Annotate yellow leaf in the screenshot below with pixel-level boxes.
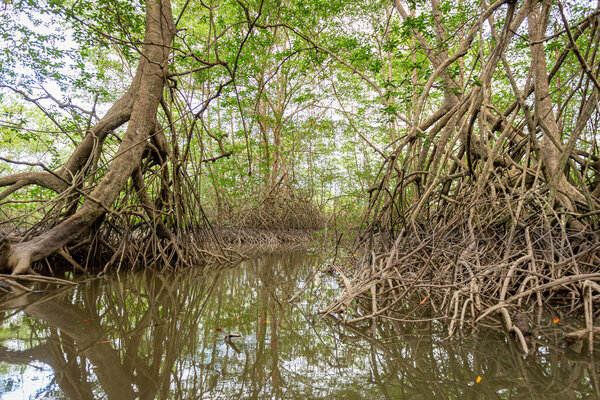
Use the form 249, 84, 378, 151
553, 317, 560, 324
476, 376, 482, 383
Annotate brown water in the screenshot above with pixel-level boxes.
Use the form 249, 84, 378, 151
0, 251, 598, 399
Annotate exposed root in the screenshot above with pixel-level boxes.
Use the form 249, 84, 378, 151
236, 192, 325, 230
324, 195, 600, 354
562, 327, 600, 346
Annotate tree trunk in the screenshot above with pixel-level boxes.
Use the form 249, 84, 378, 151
1, 0, 176, 274
528, 0, 584, 209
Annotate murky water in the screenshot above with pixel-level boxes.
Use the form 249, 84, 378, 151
0, 251, 598, 399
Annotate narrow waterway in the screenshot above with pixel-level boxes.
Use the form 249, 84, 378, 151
0, 251, 597, 399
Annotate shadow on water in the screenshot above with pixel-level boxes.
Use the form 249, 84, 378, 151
0, 251, 598, 399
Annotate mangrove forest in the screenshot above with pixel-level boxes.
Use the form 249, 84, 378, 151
1, 0, 600, 397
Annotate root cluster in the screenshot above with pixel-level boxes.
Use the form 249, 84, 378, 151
323, 194, 600, 353
236, 192, 325, 230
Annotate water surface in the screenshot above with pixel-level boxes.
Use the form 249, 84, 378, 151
0, 252, 598, 399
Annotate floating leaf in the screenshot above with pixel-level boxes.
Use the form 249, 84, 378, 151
553, 317, 560, 324
476, 376, 482, 383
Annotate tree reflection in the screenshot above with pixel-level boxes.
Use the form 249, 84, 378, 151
324, 305, 600, 399
0, 252, 598, 399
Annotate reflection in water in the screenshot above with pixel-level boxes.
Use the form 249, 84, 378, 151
0, 251, 598, 399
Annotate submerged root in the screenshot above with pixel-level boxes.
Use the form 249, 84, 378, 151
212, 227, 316, 251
